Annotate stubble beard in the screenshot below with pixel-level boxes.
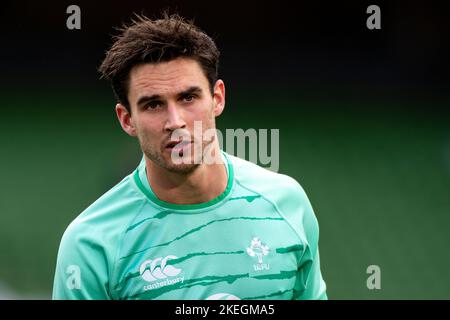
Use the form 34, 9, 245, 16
137, 119, 217, 175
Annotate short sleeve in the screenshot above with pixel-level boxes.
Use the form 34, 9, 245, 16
52, 222, 111, 300
291, 181, 327, 300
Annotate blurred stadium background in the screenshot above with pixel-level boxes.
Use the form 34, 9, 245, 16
0, 1, 449, 299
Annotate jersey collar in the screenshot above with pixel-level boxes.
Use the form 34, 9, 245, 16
133, 151, 234, 211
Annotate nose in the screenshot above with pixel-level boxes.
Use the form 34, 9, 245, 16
164, 103, 186, 132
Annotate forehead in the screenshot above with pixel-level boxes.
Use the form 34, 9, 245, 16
128, 58, 209, 99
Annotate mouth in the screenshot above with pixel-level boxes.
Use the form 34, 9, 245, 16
165, 140, 192, 152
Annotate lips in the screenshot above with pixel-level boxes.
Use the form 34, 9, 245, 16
165, 140, 191, 150
166, 140, 180, 149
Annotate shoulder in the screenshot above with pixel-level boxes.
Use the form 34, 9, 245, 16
53, 172, 149, 299
227, 153, 319, 242
228, 153, 307, 203
59, 173, 146, 259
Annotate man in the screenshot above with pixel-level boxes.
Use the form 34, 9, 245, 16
52, 13, 327, 300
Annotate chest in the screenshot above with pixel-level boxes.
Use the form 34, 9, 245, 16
113, 204, 306, 299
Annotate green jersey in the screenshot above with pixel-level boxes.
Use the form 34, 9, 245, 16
52, 152, 327, 300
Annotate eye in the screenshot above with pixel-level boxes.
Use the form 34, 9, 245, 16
146, 101, 162, 110
183, 94, 195, 103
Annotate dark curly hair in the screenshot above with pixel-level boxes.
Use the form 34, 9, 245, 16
99, 13, 220, 112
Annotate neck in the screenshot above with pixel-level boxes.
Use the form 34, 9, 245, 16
145, 144, 228, 205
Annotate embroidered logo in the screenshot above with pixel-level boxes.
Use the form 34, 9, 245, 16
139, 255, 184, 291
246, 237, 270, 271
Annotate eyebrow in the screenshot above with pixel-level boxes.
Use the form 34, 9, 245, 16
136, 86, 203, 107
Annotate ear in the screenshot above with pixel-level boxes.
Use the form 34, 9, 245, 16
115, 103, 137, 137
212, 80, 225, 117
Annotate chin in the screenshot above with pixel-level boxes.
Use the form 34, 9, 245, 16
164, 162, 200, 174
143, 148, 201, 174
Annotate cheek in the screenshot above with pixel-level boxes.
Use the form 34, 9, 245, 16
135, 119, 160, 140
206, 103, 216, 124
195, 101, 215, 122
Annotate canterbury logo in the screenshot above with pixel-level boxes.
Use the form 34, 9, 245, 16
139, 255, 182, 282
